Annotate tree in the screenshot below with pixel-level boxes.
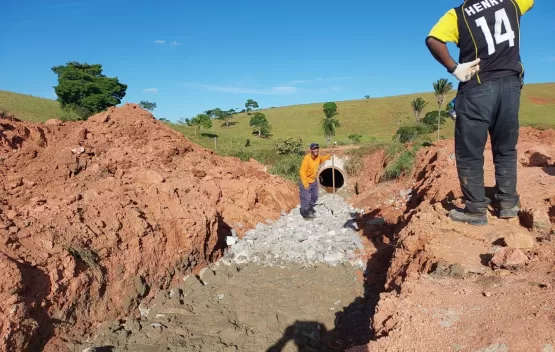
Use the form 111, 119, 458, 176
321, 102, 340, 145
432, 78, 454, 141
190, 113, 212, 135
364, 95, 371, 99
422, 110, 449, 127
249, 112, 271, 137
245, 99, 259, 115
411, 97, 428, 122
51, 61, 127, 120
219, 108, 237, 128
139, 100, 157, 111
323, 102, 338, 119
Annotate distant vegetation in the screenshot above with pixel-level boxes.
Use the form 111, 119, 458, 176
1, 61, 554, 183
139, 101, 157, 111
51, 61, 127, 120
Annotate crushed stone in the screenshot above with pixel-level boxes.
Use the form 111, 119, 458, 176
222, 193, 366, 268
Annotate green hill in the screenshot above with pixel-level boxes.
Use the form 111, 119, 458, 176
2, 83, 555, 150
0, 90, 66, 122
174, 82, 555, 149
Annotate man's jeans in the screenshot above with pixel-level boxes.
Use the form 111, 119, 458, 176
455, 74, 521, 215
299, 181, 318, 212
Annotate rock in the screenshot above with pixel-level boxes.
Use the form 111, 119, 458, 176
6, 210, 17, 220
520, 208, 551, 232
191, 168, 206, 178
520, 148, 553, 167
503, 232, 536, 249
226, 236, 237, 246
490, 247, 528, 269
324, 253, 345, 263
45, 119, 63, 126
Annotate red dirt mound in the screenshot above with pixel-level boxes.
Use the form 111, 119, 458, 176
0, 104, 298, 351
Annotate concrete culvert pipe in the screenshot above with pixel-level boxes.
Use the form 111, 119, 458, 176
318, 155, 347, 193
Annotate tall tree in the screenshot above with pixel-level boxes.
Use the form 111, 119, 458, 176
249, 112, 271, 137
432, 78, 453, 141
321, 102, 340, 145
51, 61, 127, 120
189, 113, 212, 135
323, 102, 338, 119
245, 99, 259, 115
139, 100, 157, 111
410, 97, 428, 122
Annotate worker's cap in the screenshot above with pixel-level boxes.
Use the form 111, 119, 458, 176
309, 143, 319, 150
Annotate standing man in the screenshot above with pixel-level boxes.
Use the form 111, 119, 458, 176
426, 0, 534, 226
299, 143, 331, 220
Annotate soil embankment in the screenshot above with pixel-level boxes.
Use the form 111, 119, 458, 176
0, 104, 298, 351
347, 127, 555, 351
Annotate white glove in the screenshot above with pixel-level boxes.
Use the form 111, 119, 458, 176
451, 58, 481, 82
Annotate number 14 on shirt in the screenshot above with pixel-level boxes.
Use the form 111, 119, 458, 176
475, 8, 516, 56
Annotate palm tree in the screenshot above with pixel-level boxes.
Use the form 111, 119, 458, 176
411, 97, 428, 122
321, 117, 340, 146
432, 78, 454, 141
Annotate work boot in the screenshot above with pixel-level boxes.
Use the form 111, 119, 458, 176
308, 206, 316, 216
499, 205, 520, 219
300, 209, 316, 220
449, 208, 487, 226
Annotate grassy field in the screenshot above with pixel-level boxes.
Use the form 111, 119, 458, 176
0, 90, 67, 122
173, 82, 555, 150
3, 82, 555, 149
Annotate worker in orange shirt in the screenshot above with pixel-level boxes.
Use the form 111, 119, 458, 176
299, 143, 331, 220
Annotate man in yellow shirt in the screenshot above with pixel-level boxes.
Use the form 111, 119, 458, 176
426, 0, 534, 226
299, 143, 331, 220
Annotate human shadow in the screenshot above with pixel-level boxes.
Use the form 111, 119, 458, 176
267, 211, 396, 352
543, 166, 555, 176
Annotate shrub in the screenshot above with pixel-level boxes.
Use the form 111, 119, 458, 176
347, 134, 363, 144
422, 110, 449, 127
382, 149, 415, 181
345, 154, 363, 176
394, 125, 431, 143
269, 154, 304, 181
273, 137, 303, 155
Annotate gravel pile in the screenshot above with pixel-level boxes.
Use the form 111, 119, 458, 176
221, 194, 366, 268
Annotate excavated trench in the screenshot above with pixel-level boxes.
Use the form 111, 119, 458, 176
78, 189, 397, 352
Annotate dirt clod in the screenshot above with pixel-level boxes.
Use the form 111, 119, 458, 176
503, 232, 536, 249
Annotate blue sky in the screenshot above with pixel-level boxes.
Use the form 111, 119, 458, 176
2, 0, 554, 122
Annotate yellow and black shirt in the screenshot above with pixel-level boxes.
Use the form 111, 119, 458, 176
427, 0, 534, 92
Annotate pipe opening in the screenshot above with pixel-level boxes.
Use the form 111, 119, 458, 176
318, 167, 345, 193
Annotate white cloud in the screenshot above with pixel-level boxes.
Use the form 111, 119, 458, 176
170, 41, 182, 47
185, 84, 298, 95
143, 88, 158, 93
154, 40, 166, 44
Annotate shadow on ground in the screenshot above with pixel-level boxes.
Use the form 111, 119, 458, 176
266, 211, 398, 352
